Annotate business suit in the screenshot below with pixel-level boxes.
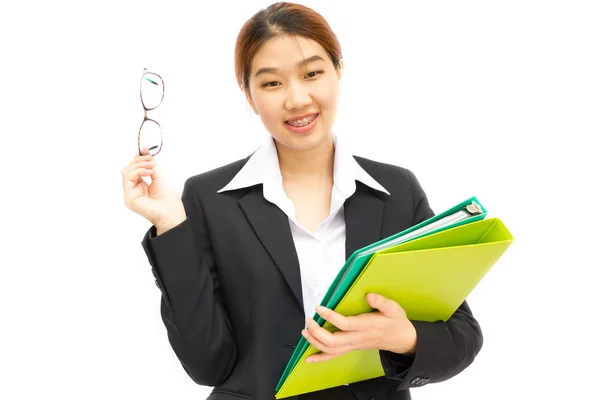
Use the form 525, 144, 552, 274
141, 154, 483, 400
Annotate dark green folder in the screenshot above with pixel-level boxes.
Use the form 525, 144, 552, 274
275, 197, 487, 393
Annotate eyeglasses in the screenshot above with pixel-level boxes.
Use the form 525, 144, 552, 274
138, 68, 164, 156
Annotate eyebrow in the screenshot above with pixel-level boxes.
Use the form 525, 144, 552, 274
254, 55, 325, 78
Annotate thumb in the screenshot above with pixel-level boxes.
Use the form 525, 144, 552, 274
150, 162, 163, 182
139, 146, 150, 156
367, 293, 400, 317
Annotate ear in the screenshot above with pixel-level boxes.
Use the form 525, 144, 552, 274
336, 60, 344, 96
336, 59, 344, 81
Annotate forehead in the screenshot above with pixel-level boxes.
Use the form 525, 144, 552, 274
250, 35, 328, 72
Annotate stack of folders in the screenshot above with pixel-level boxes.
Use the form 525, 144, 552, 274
275, 197, 514, 398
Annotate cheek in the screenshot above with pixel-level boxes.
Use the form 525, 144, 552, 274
255, 97, 281, 125
316, 80, 340, 109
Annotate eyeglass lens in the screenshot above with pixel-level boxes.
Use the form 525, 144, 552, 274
139, 119, 162, 156
141, 73, 163, 109
139, 71, 163, 156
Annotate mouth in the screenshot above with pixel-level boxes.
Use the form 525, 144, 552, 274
284, 113, 319, 134
285, 113, 318, 126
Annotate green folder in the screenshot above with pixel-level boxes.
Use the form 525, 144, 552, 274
275, 198, 513, 398
276, 197, 486, 392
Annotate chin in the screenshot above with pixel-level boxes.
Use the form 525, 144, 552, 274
277, 128, 332, 153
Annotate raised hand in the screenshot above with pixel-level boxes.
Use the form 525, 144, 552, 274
121, 147, 186, 234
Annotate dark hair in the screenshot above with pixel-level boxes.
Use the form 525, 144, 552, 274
234, 2, 342, 92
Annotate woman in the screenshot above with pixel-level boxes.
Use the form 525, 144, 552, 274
121, 2, 483, 399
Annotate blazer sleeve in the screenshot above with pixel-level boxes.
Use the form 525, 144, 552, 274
378, 170, 484, 391
140, 177, 237, 386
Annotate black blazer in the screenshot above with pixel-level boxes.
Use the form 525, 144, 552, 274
141, 155, 483, 400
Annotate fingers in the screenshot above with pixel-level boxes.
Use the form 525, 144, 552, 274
315, 306, 356, 331
127, 159, 156, 173
128, 146, 153, 170
305, 317, 360, 348
139, 145, 151, 156
122, 168, 148, 193
125, 166, 154, 182
122, 149, 155, 177
367, 293, 403, 318
122, 156, 153, 177
302, 325, 356, 359
122, 159, 155, 179
304, 318, 337, 349
122, 158, 156, 192
148, 159, 163, 181
132, 154, 153, 164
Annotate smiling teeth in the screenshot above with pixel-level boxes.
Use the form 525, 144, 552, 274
287, 114, 316, 127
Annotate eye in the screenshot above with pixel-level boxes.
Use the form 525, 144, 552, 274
305, 70, 323, 79
262, 81, 280, 88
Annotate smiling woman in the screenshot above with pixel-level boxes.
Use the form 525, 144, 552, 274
235, 4, 343, 158
243, 35, 341, 155
121, 2, 484, 400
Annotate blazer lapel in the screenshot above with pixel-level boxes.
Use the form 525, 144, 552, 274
344, 183, 386, 259
238, 186, 304, 310
237, 182, 386, 311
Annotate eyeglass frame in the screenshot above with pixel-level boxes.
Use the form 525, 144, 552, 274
138, 68, 165, 156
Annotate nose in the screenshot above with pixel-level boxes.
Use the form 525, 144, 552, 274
284, 81, 312, 111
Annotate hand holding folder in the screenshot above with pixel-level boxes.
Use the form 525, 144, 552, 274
275, 197, 514, 398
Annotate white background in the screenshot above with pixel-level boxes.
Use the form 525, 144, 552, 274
1, 1, 599, 399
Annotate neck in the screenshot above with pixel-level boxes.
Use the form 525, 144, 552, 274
275, 135, 335, 183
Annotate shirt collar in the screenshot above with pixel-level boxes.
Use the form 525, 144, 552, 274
217, 134, 390, 198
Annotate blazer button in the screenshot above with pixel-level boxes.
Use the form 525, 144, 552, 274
411, 377, 429, 386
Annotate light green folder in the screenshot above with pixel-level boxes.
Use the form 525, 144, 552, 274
275, 205, 513, 398
276, 197, 487, 394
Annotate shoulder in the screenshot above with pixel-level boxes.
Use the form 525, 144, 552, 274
353, 155, 423, 196
183, 155, 251, 196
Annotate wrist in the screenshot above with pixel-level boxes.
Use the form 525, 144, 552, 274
388, 323, 417, 356
156, 216, 186, 235
155, 206, 187, 235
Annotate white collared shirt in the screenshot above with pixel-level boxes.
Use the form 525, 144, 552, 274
218, 134, 390, 319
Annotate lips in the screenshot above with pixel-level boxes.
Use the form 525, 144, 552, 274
284, 113, 319, 134
285, 113, 319, 126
